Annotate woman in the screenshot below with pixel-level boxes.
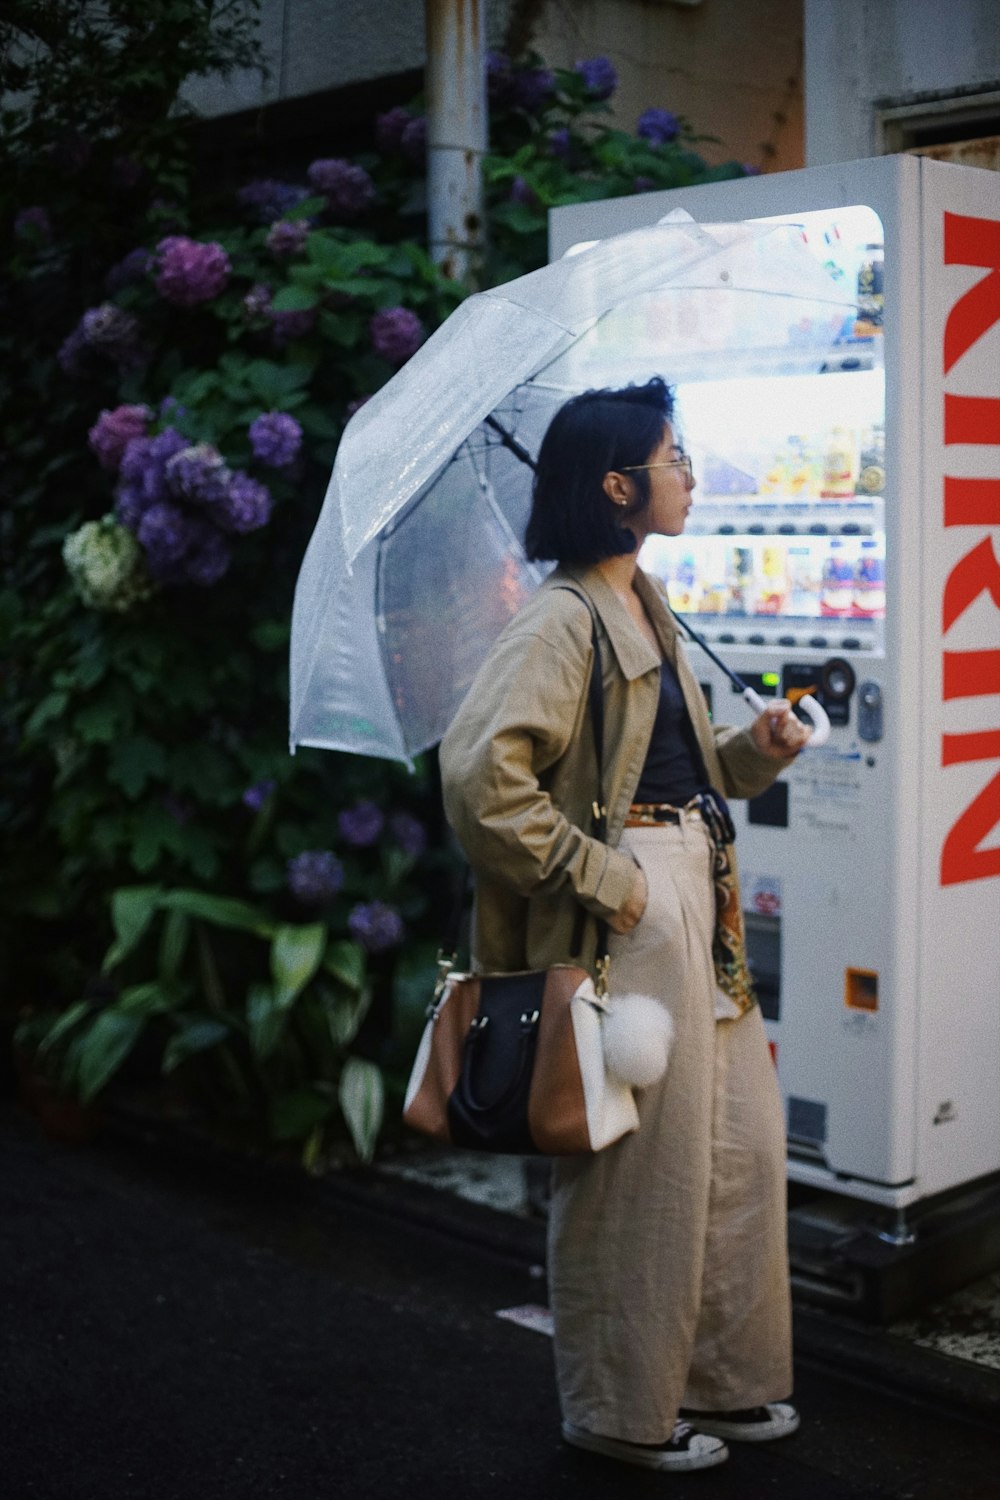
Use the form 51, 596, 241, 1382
439, 378, 809, 1474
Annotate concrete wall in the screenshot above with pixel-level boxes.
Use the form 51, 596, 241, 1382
805, 0, 1000, 165
530, 0, 804, 174
184, 0, 804, 176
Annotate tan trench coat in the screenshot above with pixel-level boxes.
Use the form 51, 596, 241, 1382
440, 562, 791, 982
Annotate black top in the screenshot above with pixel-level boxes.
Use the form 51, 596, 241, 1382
633, 658, 708, 806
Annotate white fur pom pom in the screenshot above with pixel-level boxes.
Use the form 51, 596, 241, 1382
601, 994, 674, 1089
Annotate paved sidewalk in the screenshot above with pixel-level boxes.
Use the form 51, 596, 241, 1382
4, 1101, 1000, 1500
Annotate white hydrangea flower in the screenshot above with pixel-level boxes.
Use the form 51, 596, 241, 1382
62, 514, 154, 612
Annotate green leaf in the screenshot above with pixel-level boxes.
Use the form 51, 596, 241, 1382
159, 890, 275, 937
268, 1086, 333, 1142
158, 910, 190, 982
104, 885, 163, 971
270, 284, 321, 313
117, 983, 175, 1017
285, 195, 327, 221
324, 986, 372, 1049
271, 922, 327, 1009
247, 981, 285, 1060
36, 1001, 91, 1059
74, 701, 123, 744
338, 1057, 384, 1164
108, 736, 167, 798
25, 691, 68, 736
77, 1011, 145, 1103
322, 940, 365, 993
162, 1017, 230, 1076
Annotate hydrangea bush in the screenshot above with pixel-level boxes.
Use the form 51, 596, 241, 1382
1, 9, 749, 1162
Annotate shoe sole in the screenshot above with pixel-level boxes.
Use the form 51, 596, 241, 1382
562, 1421, 729, 1472
690, 1411, 801, 1443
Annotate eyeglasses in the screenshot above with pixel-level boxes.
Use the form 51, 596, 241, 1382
621, 455, 694, 482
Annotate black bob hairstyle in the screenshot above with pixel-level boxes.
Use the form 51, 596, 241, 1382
524, 376, 676, 567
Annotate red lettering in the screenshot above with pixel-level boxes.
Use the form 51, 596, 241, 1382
941, 770, 1000, 884
943, 650, 1000, 699
942, 537, 1000, 632
943, 212, 1000, 374
942, 730, 1000, 765
944, 477, 1000, 526
944, 395, 1000, 445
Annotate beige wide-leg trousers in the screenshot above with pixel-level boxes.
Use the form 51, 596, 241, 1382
547, 814, 793, 1445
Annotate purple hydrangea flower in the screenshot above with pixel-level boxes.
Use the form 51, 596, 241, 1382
287, 850, 344, 904
637, 107, 680, 145
389, 812, 427, 858
75, 303, 143, 369
119, 427, 188, 507
486, 51, 514, 106
244, 283, 273, 319
345, 396, 371, 419
269, 306, 317, 344
511, 68, 555, 113
401, 116, 427, 166
265, 218, 309, 257
114, 485, 151, 532
242, 778, 277, 811
248, 411, 303, 468
137, 502, 192, 570
348, 900, 404, 954
57, 325, 89, 376
375, 105, 413, 153
306, 158, 376, 219
182, 520, 232, 587
741, 163, 762, 176
165, 443, 231, 506
237, 180, 310, 224
510, 176, 539, 207
338, 800, 385, 848
633, 175, 656, 193
105, 247, 152, 294
370, 306, 425, 365
155, 236, 232, 307
548, 127, 573, 160
575, 56, 617, 100
14, 206, 52, 242
217, 472, 273, 534
88, 404, 151, 472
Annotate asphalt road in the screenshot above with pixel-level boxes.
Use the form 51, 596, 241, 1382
2, 1103, 998, 1500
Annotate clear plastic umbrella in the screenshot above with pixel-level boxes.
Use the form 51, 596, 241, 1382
290, 213, 855, 765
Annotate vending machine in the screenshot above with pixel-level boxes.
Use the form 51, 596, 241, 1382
550, 155, 1000, 1214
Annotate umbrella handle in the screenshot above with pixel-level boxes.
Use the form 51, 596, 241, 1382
743, 688, 831, 749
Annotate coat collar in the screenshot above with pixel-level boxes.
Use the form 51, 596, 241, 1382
558, 563, 678, 681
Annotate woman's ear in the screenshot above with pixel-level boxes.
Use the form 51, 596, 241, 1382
602, 470, 632, 509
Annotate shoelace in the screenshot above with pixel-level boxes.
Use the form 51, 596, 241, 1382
668, 1420, 696, 1447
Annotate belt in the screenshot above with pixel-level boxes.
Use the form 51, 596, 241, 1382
625, 801, 699, 828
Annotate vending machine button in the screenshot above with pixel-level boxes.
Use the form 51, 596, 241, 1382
858, 681, 883, 741
841, 637, 862, 650
809, 636, 829, 648
747, 633, 766, 645
778, 635, 797, 647
841, 523, 862, 535
718, 633, 736, 644
719, 524, 735, 535
778, 523, 797, 535
809, 523, 829, 535
748, 524, 766, 535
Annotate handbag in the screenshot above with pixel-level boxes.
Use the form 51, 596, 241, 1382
403, 590, 673, 1156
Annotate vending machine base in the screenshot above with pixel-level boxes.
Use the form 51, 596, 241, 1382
787, 1172, 1000, 1323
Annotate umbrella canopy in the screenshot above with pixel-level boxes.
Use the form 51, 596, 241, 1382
290, 213, 856, 764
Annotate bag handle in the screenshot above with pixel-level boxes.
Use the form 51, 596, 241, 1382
439, 585, 610, 993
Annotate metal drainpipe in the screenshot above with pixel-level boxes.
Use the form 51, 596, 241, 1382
425, 0, 487, 286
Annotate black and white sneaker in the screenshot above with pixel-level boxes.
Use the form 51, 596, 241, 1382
561, 1418, 729, 1471
680, 1403, 800, 1442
